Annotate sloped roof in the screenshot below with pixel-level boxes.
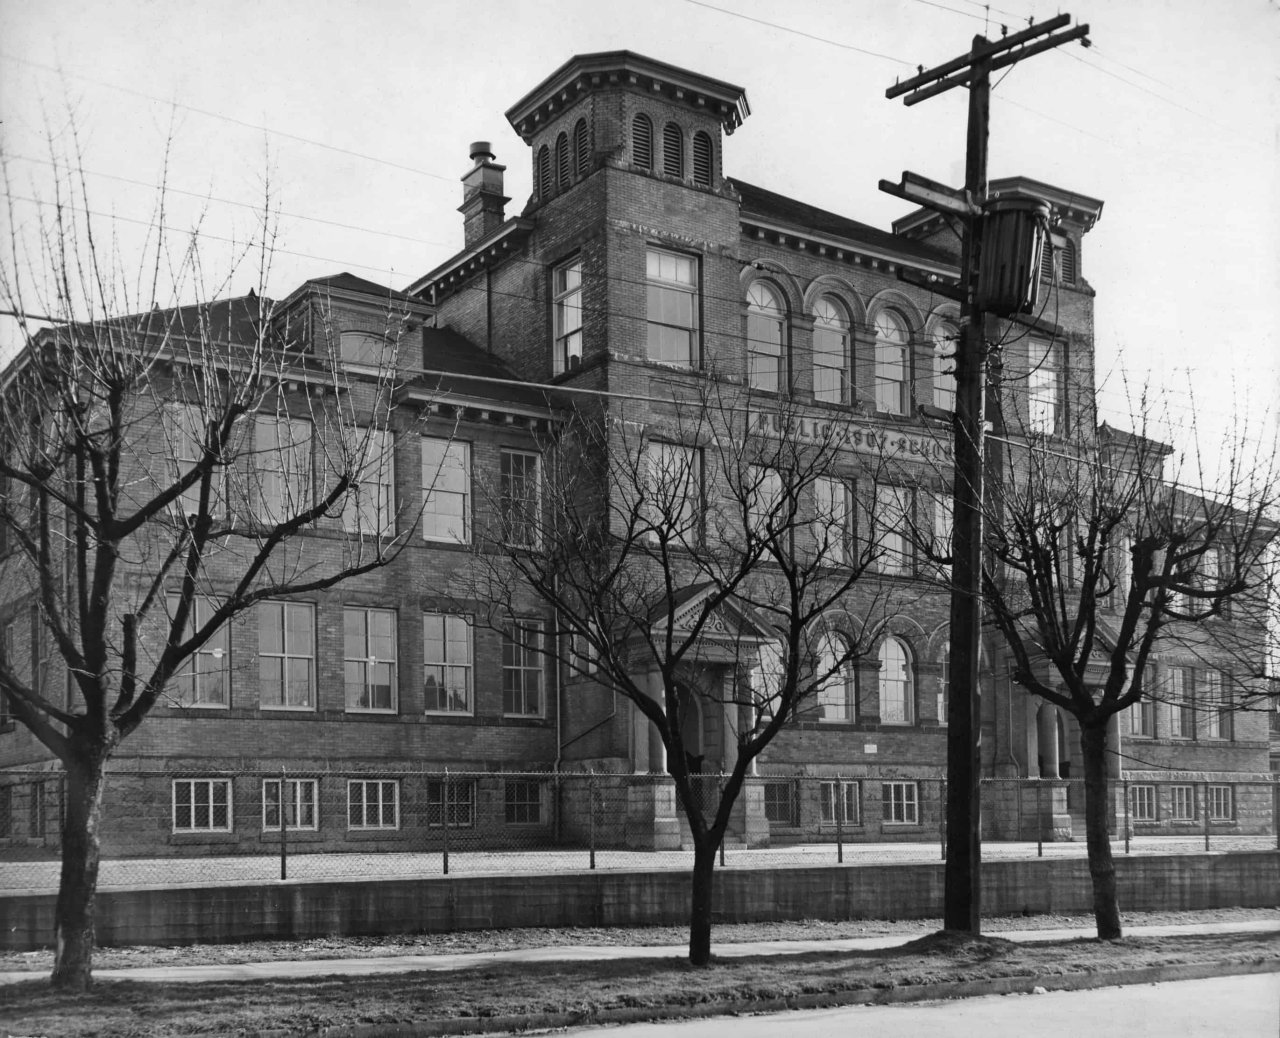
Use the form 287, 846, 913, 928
731, 179, 950, 266
299, 272, 415, 303
419, 327, 561, 412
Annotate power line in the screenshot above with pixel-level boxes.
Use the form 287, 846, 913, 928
0, 51, 454, 184
677, 0, 914, 66
3, 153, 451, 248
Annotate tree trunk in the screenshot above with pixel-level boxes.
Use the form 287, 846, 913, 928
687, 837, 718, 966
1080, 722, 1122, 940
51, 753, 109, 991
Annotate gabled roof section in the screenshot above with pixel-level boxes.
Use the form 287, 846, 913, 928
398, 326, 562, 419
646, 583, 776, 645
405, 218, 535, 302
276, 271, 419, 311
505, 51, 750, 143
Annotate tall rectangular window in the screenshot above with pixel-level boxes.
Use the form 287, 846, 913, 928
164, 403, 223, 517
500, 450, 540, 548
646, 248, 698, 367
347, 779, 399, 830
1167, 667, 1194, 739
1169, 784, 1196, 821
1028, 340, 1062, 435
344, 607, 397, 712
169, 595, 229, 708
503, 621, 544, 717
341, 427, 395, 535
258, 601, 315, 709
1128, 697, 1155, 738
553, 258, 583, 374
1131, 784, 1156, 821
747, 466, 784, 540
421, 437, 470, 543
820, 780, 860, 826
252, 415, 312, 523
172, 779, 232, 833
423, 613, 473, 713
1198, 669, 1231, 740
262, 778, 318, 831
872, 484, 913, 575
932, 493, 953, 580
881, 781, 919, 825
1208, 785, 1233, 821
813, 477, 853, 566
644, 443, 702, 540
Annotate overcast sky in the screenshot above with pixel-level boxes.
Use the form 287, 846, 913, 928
2, 0, 1277, 482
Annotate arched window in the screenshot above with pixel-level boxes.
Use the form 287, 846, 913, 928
632, 114, 653, 170
555, 132, 570, 190
878, 636, 914, 724
815, 632, 854, 722
873, 309, 910, 414
692, 131, 713, 186
747, 281, 785, 393
812, 296, 850, 404
536, 146, 552, 200
573, 119, 590, 177
933, 321, 958, 411
662, 122, 684, 177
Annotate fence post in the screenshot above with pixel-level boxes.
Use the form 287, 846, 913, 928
279, 766, 288, 881
1275, 779, 1279, 851
718, 775, 726, 868
1203, 782, 1210, 852
835, 776, 844, 864
588, 769, 597, 871
442, 768, 450, 876
1036, 780, 1043, 858
1123, 776, 1130, 855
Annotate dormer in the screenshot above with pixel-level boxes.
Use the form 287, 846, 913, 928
504, 51, 750, 207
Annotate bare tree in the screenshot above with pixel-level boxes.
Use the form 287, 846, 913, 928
977, 391, 1278, 939
0, 145, 424, 989
467, 379, 932, 965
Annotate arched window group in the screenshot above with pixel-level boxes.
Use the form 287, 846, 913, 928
806, 627, 945, 727
632, 114, 714, 187
742, 283, 956, 413
536, 118, 592, 202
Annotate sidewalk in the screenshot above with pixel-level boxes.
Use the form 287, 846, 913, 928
3, 919, 1274, 986
4, 835, 1275, 895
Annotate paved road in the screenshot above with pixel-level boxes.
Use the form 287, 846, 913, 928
554, 973, 1280, 1037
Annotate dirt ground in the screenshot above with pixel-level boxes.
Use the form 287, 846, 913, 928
1, 909, 1277, 1038
1, 905, 1274, 973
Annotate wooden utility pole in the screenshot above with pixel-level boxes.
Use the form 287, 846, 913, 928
883, 14, 1090, 933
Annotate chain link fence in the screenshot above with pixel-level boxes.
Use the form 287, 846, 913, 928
1, 768, 1276, 893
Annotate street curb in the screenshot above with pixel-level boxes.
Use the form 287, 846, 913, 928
261, 957, 1279, 1038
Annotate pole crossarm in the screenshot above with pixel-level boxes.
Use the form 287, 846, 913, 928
887, 16, 1089, 107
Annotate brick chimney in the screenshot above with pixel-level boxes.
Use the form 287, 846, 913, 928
459, 141, 508, 247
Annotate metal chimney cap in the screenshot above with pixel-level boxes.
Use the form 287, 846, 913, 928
469, 141, 495, 164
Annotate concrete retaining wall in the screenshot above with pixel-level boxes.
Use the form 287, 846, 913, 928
1, 852, 1275, 951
